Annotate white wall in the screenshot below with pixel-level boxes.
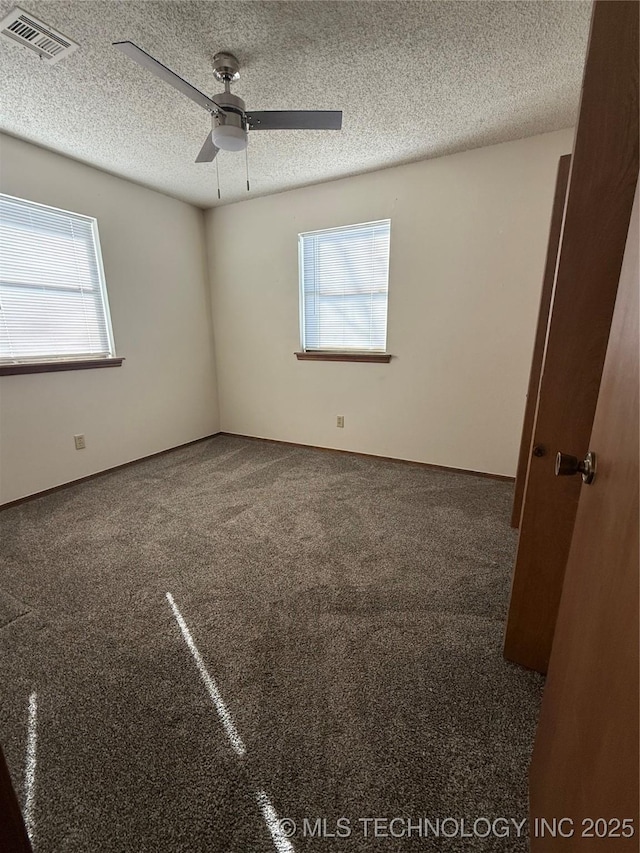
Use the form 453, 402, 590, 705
206, 129, 573, 477
0, 134, 219, 504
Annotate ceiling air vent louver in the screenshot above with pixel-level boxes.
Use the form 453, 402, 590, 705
0, 6, 78, 63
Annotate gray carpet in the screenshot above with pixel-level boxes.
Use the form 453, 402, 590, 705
0, 435, 543, 852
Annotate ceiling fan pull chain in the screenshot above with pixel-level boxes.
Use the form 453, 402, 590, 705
215, 155, 221, 200
245, 143, 250, 193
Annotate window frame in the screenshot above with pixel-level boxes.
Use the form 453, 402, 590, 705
296, 219, 392, 362
0, 193, 122, 376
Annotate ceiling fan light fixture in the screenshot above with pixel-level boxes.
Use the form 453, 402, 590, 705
212, 124, 247, 151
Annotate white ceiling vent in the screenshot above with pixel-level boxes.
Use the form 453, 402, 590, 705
0, 7, 78, 63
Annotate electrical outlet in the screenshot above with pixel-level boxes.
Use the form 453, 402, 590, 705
74, 434, 86, 450
336, 416, 344, 428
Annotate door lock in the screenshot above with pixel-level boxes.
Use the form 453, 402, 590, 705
555, 451, 597, 484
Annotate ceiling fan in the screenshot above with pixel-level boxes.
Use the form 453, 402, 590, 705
113, 42, 343, 168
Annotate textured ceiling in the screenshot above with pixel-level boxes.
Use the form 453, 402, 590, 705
0, 1, 592, 207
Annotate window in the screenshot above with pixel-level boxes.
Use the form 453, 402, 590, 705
0, 193, 118, 372
298, 219, 391, 359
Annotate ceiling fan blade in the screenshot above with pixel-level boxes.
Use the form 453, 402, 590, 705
113, 41, 221, 114
246, 111, 342, 131
195, 133, 219, 163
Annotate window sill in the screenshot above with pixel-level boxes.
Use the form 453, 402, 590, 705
0, 357, 125, 376
295, 351, 392, 363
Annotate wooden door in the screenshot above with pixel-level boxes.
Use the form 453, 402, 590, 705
529, 183, 639, 851
511, 155, 571, 529
504, 0, 639, 673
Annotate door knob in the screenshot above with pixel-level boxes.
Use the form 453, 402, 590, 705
555, 451, 596, 484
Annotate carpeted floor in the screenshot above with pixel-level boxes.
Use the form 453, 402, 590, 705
0, 435, 543, 852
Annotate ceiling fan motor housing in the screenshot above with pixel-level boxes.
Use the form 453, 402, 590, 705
214, 91, 245, 115
212, 91, 248, 150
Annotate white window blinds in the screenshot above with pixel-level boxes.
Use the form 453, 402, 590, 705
299, 219, 391, 352
0, 194, 115, 364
